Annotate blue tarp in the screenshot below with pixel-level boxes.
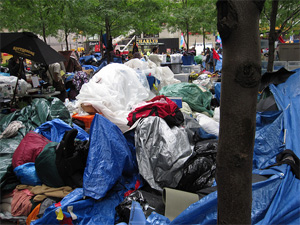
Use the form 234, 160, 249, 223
83, 114, 140, 200
34, 118, 89, 143
214, 82, 221, 103
130, 69, 300, 224
31, 188, 123, 225
31, 114, 141, 224
31, 70, 300, 224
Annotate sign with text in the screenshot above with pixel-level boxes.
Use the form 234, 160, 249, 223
138, 39, 158, 45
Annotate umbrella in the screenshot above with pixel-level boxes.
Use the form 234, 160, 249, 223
0, 32, 65, 65
0, 32, 65, 106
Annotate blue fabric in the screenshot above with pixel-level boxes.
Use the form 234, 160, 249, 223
197, 127, 218, 140
65, 73, 74, 82
31, 188, 123, 225
182, 55, 194, 65
13, 162, 42, 186
214, 82, 221, 103
34, 118, 89, 143
253, 111, 284, 169
146, 76, 160, 90
215, 54, 222, 71
82, 64, 98, 71
113, 57, 122, 63
83, 114, 139, 200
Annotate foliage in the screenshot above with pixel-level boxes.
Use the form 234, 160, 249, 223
260, 0, 300, 38
165, 0, 217, 50
0, 0, 61, 41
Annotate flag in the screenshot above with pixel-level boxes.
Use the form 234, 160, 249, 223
278, 36, 285, 43
213, 49, 220, 61
180, 33, 186, 49
216, 35, 222, 43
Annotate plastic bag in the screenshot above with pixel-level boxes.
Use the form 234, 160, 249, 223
13, 162, 42, 186
195, 112, 219, 136
76, 63, 153, 132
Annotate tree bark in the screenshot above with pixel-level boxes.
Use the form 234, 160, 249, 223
65, 31, 69, 51
267, 0, 279, 72
216, 0, 264, 224
105, 17, 111, 64
203, 27, 206, 52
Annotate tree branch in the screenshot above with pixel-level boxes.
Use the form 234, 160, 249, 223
279, 7, 300, 31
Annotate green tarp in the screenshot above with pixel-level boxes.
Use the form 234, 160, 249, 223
0, 97, 71, 192
159, 83, 213, 116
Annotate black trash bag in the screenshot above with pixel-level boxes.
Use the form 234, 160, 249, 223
115, 188, 164, 223
115, 190, 156, 224
55, 129, 90, 188
176, 139, 218, 193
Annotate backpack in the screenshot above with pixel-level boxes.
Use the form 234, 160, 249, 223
127, 95, 184, 127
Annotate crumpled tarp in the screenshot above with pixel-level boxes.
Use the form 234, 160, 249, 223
34, 118, 89, 143
130, 69, 300, 224
76, 63, 154, 132
0, 98, 71, 191
159, 83, 213, 116
31, 188, 123, 225
83, 114, 140, 200
134, 116, 193, 192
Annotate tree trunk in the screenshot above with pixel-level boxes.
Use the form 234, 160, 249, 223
100, 29, 104, 58
216, 0, 264, 224
203, 27, 206, 52
65, 31, 69, 51
186, 23, 189, 51
42, 23, 47, 43
267, 0, 279, 72
105, 17, 111, 64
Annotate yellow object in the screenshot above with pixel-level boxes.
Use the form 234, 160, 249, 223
55, 207, 64, 221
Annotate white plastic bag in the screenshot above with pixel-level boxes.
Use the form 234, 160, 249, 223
195, 112, 219, 136
76, 64, 153, 132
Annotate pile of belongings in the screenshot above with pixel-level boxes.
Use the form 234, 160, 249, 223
0, 61, 299, 225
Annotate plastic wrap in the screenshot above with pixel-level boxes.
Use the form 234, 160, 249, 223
135, 116, 193, 191
76, 63, 153, 132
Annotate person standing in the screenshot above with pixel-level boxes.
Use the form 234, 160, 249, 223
204, 48, 211, 71
148, 46, 162, 66
8, 55, 27, 81
46, 62, 67, 102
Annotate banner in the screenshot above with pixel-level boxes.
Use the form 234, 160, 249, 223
180, 33, 186, 49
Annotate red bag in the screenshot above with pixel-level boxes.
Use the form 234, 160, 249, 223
127, 95, 184, 127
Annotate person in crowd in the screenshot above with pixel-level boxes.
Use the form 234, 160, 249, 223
133, 51, 142, 59
127, 51, 133, 61
8, 55, 27, 81
204, 48, 211, 71
115, 50, 121, 58
148, 46, 162, 66
46, 62, 67, 102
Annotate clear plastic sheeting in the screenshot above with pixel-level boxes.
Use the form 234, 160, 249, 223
125, 58, 180, 88
76, 63, 153, 132
134, 116, 193, 191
